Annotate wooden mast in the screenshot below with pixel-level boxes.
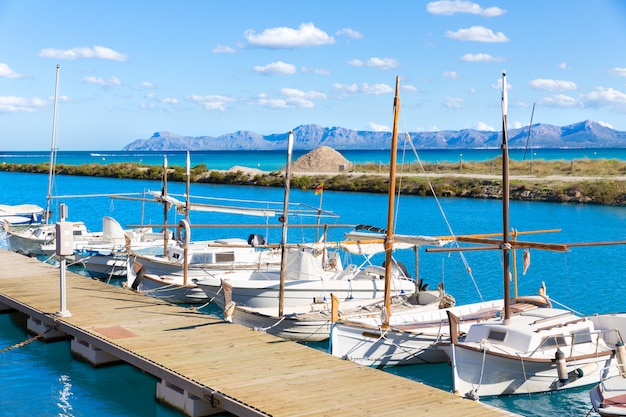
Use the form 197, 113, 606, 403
183, 151, 190, 286
501, 71, 512, 324
278, 130, 295, 317
162, 155, 169, 257
382, 76, 401, 329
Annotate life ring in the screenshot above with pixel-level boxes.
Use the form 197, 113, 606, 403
176, 219, 190, 249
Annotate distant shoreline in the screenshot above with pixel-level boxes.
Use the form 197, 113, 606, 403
1, 159, 624, 206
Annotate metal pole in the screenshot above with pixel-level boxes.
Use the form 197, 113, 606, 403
57, 203, 71, 317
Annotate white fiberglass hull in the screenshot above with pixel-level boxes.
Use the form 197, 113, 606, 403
196, 274, 415, 310
450, 342, 615, 398
330, 299, 503, 367
75, 254, 128, 279
135, 273, 207, 304
6, 227, 54, 256
230, 305, 333, 342
590, 374, 626, 417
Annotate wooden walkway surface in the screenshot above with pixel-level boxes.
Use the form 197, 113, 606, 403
0, 249, 515, 417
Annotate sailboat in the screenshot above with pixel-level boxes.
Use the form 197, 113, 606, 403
193, 124, 441, 341
441, 71, 623, 399
329, 77, 508, 365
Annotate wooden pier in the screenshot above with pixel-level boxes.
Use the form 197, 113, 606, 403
0, 249, 515, 417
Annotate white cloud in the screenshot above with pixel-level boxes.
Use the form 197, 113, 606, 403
38, 46, 127, 61
559, 61, 569, 70
609, 68, 626, 77
280, 88, 326, 100
402, 84, 419, 93
212, 44, 236, 53
539, 94, 578, 108
188, 94, 234, 111
348, 57, 398, 70
361, 83, 394, 95
301, 66, 331, 75
0, 63, 23, 78
332, 82, 393, 97
580, 87, 626, 110
336, 28, 363, 39
367, 122, 390, 132
443, 97, 463, 109
529, 79, 577, 91
427, 1, 506, 17
333, 83, 359, 95
244, 22, 334, 48
0, 96, 48, 112
160, 98, 179, 104
80, 76, 122, 87
443, 70, 460, 79
366, 57, 399, 70
446, 26, 509, 42
460, 53, 505, 62
476, 121, 495, 131
141, 82, 155, 89
252, 61, 297, 75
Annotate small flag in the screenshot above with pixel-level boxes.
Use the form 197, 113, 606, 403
314, 183, 324, 195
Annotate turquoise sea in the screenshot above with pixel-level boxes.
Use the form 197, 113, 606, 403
0, 149, 625, 416
1, 147, 626, 172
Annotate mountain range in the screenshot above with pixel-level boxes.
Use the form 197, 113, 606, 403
122, 120, 626, 151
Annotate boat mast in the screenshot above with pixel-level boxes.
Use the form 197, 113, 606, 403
278, 130, 295, 317
501, 71, 512, 324
382, 76, 400, 329
184, 151, 191, 285
45, 64, 60, 225
162, 155, 169, 256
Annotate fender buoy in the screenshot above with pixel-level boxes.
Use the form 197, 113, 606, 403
555, 349, 568, 383
176, 219, 190, 249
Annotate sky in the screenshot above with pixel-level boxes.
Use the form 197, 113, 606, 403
1, 0, 626, 150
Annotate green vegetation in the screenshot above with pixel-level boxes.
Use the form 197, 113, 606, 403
1, 158, 624, 205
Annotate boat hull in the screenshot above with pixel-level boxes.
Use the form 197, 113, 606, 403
133, 273, 208, 304
231, 306, 332, 342
450, 343, 615, 397
330, 299, 503, 367
590, 375, 626, 417
197, 275, 415, 309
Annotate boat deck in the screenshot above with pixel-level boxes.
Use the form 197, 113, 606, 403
0, 249, 516, 417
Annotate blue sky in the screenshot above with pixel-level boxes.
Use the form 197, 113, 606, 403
1, 0, 626, 150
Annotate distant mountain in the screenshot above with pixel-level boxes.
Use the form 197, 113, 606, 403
122, 120, 626, 151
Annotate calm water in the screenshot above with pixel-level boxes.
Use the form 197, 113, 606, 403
0, 166, 624, 416
1, 148, 625, 171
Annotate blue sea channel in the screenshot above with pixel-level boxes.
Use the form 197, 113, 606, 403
0, 149, 624, 416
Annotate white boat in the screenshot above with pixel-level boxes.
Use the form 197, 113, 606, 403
193, 244, 420, 310
203, 81, 449, 342
328, 77, 501, 366
71, 220, 168, 279
6, 221, 97, 257
443, 72, 623, 399
590, 368, 626, 416
0, 204, 45, 226
221, 289, 445, 343
331, 297, 504, 366
126, 227, 283, 304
